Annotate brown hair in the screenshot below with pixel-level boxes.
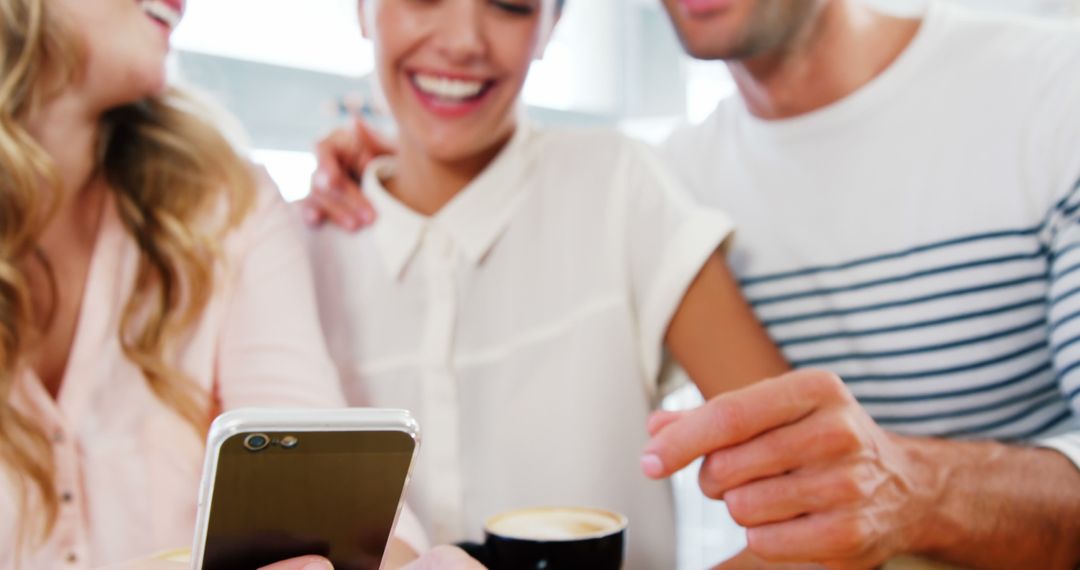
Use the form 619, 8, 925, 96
0, 0, 255, 550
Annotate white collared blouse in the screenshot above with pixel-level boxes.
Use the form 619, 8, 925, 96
310, 125, 732, 569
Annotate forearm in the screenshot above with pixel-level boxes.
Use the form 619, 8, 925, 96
902, 435, 1080, 569
666, 252, 790, 400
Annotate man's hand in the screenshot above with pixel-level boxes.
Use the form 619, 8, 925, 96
642, 370, 942, 569
302, 117, 397, 230
643, 369, 1080, 569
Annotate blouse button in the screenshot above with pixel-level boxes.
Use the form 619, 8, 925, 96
53, 430, 65, 444
61, 491, 74, 503
66, 552, 77, 564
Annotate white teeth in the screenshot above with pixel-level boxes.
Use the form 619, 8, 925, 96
413, 74, 486, 101
139, 0, 181, 30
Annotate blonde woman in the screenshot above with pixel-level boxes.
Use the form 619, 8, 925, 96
0, 1, 438, 568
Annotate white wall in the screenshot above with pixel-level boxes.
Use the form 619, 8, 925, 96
525, 0, 624, 112
173, 0, 371, 76
173, 0, 1079, 200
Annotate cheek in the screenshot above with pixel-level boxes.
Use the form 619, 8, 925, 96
373, 4, 426, 54
494, 30, 544, 85
80, 13, 136, 68
83, 38, 169, 104
372, 12, 419, 82
372, 33, 406, 95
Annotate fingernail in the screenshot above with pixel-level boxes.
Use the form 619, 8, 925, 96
313, 171, 328, 190
359, 209, 374, 225
303, 561, 332, 570
303, 206, 319, 224
640, 454, 664, 478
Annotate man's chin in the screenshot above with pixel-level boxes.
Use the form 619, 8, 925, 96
677, 36, 745, 62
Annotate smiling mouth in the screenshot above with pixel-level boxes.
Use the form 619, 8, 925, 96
410, 73, 494, 104
139, 0, 182, 31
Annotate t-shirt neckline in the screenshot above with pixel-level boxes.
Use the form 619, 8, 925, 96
732, 1, 946, 140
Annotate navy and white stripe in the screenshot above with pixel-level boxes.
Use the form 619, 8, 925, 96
739, 179, 1080, 442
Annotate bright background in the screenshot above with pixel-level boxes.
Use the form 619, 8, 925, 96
171, 0, 1080, 202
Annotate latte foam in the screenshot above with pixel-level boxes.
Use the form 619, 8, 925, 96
486, 508, 625, 541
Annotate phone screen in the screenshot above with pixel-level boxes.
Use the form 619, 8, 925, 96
201, 430, 415, 570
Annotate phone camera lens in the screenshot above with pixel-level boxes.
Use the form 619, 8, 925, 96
280, 435, 299, 449
243, 433, 270, 452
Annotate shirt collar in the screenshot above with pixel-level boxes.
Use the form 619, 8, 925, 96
365, 123, 535, 280
365, 157, 429, 280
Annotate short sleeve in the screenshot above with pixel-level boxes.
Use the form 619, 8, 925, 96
1031, 35, 1080, 470
615, 139, 734, 397
1037, 178, 1080, 471
215, 169, 346, 409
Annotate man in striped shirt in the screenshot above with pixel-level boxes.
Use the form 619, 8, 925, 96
643, 0, 1080, 568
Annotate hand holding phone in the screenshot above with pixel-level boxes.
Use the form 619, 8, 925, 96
190, 409, 420, 570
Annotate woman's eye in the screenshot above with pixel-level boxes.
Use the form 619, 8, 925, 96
491, 0, 535, 16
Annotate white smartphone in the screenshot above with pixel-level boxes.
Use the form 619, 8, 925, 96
190, 408, 420, 570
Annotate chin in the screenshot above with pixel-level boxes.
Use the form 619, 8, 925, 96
671, 23, 734, 60
678, 31, 752, 61
132, 68, 170, 101
681, 40, 718, 60
130, 48, 172, 93
146, 78, 170, 98
689, 46, 735, 61
105, 68, 169, 107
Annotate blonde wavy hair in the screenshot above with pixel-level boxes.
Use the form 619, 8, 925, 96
0, 0, 255, 548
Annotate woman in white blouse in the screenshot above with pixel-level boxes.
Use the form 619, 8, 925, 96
308, 1, 789, 567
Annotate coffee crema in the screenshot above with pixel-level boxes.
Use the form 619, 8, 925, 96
485, 507, 626, 541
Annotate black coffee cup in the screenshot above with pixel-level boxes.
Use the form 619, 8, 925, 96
478, 507, 627, 570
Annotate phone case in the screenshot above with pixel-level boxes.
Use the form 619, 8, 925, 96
189, 408, 420, 569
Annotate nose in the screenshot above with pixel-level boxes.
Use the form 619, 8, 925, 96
432, 0, 488, 64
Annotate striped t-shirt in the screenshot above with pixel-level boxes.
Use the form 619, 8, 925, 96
663, 2, 1080, 465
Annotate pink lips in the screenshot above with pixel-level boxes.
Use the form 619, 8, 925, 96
161, 0, 184, 15
678, 0, 735, 16
407, 72, 496, 120
140, 0, 184, 38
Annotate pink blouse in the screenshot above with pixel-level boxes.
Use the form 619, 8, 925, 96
0, 174, 396, 568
